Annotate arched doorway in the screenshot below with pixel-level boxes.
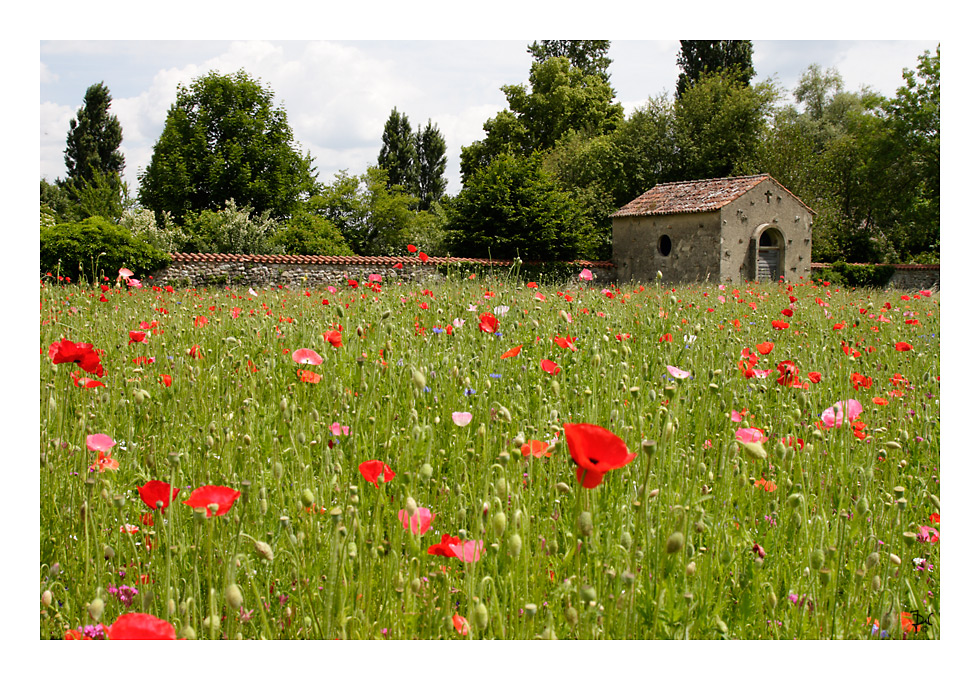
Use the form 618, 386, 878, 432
755, 227, 783, 281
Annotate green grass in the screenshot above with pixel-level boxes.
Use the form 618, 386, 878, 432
39, 273, 940, 639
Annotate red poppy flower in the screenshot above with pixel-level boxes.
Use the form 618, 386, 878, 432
359, 460, 395, 488
108, 613, 177, 640
478, 313, 499, 333
526, 282, 539, 289
776, 360, 800, 387
159, 374, 172, 387
500, 345, 523, 359
128, 330, 148, 345
900, 612, 923, 635
183, 485, 241, 517
929, 513, 940, 525
187, 345, 204, 359
394, 262, 404, 269
407, 244, 418, 253
780, 308, 793, 317
419, 252, 429, 263
755, 478, 777, 492
427, 533, 461, 557
71, 371, 105, 388
138, 480, 179, 512
521, 440, 551, 458
872, 397, 889, 406
91, 451, 120, 473
771, 320, 789, 330
49, 338, 105, 376
850, 372, 873, 390
807, 372, 821, 384
540, 359, 561, 375
553, 335, 578, 351
564, 423, 636, 489
756, 342, 774, 355
194, 315, 209, 327
894, 342, 913, 352
453, 613, 470, 636
832, 322, 846, 330
323, 330, 343, 348
659, 333, 672, 343
297, 369, 322, 384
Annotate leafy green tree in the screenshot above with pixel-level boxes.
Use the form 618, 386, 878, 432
416, 120, 448, 211
378, 108, 418, 193
313, 167, 418, 255
180, 199, 281, 254
673, 71, 778, 180
269, 198, 354, 256
64, 82, 125, 188
461, 57, 623, 183
66, 169, 130, 223
607, 94, 684, 203
40, 216, 170, 281
528, 40, 613, 84
41, 179, 80, 225
138, 70, 318, 225
676, 40, 755, 97
445, 153, 594, 260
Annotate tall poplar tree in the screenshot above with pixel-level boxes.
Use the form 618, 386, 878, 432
675, 40, 755, 97
378, 108, 418, 193
415, 120, 447, 210
64, 82, 125, 187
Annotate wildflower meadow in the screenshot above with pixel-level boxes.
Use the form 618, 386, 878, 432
38, 262, 940, 641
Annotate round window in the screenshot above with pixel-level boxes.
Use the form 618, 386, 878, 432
658, 235, 672, 257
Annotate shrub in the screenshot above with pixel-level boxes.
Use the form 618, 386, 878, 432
268, 210, 354, 256
819, 261, 896, 288
40, 216, 171, 282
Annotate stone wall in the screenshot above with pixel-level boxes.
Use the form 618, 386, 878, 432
151, 254, 618, 288
811, 263, 940, 290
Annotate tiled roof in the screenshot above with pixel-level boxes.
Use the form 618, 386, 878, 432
168, 253, 616, 269
611, 174, 814, 217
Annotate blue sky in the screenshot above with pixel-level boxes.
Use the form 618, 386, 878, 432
40, 39, 938, 197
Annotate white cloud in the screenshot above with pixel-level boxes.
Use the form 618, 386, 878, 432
39, 101, 74, 182
40, 62, 58, 84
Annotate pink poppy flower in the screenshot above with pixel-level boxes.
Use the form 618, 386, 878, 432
579, 268, 593, 281
735, 428, 767, 444
917, 525, 939, 543
292, 348, 323, 365
730, 410, 744, 422
330, 422, 349, 436
86, 434, 115, 453
451, 411, 473, 427
398, 507, 433, 535
666, 365, 690, 379
820, 399, 863, 428
117, 268, 134, 279
368, 273, 383, 283
450, 539, 485, 563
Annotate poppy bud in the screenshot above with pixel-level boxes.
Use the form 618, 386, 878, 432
104, 545, 115, 560
739, 440, 767, 460
411, 369, 426, 390
405, 496, 418, 517
893, 486, 905, 499
273, 462, 284, 479
872, 575, 882, 591
492, 511, 507, 537
620, 531, 632, 550
856, 497, 869, 516
666, 531, 684, 554
577, 511, 593, 537
714, 615, 728, 635
301, 488, 315, 508
885, 441, 902, 450
564, 605, 579, 627
508, 533, 522, 557
788, 493, 803, 508
556, 482, 572, 495
472, 601, 489, 630
259, 499, 268, 515
254, 540, 274, 562
686, 561, 697, 576
88, 597, 105, 622
497, 406, 512, 423
866, 552, 880, 569
49, 563, 60, 578
580, 585, 597, 604
224, 584, 243, 610
930, 494, 940, 511
809, 549, 825, 571
889, 553, 901, 566
642, 439, 657, 457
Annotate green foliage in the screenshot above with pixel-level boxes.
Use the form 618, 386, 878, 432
66, 169, 130, 223
673, 71, 779, 180
676, 40, 755, 97
527, 40, 613, 84
268, 206, 354, 256
378, 108, 418, 193
416, 120, 448, 211
312, 167, 420, 256
40, 216, 171, 281
119, 207, 187, 254
63, 82, 125, 187
138, 69, 318, 225
180, 199, 281, 255
41, 178, 81, 225
818, 262, 896, 288
445, 153, 595, 260
461, 57, 623, 184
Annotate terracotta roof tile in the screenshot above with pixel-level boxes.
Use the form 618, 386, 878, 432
611, 174, 814, 218
168, 253, 616, 268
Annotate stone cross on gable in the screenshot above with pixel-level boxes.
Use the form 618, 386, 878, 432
764, 189, 773, 203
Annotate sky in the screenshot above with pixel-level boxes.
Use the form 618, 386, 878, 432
39, 38, 939, 198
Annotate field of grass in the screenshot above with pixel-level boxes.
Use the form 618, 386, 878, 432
38, 269, 940, 640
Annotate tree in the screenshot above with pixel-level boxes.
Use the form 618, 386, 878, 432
461, 57, 623, 183
138, 70, 317, 225
269, 199, 354, 256
445, 153, 594, 260
673, 71, 778, 180
528, 40, 613, 84
416, 120, 448, 211
793, 64, 845, 121
378, 108, 418, 193
64, 82, 125, 188
676, 40, 755, 97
